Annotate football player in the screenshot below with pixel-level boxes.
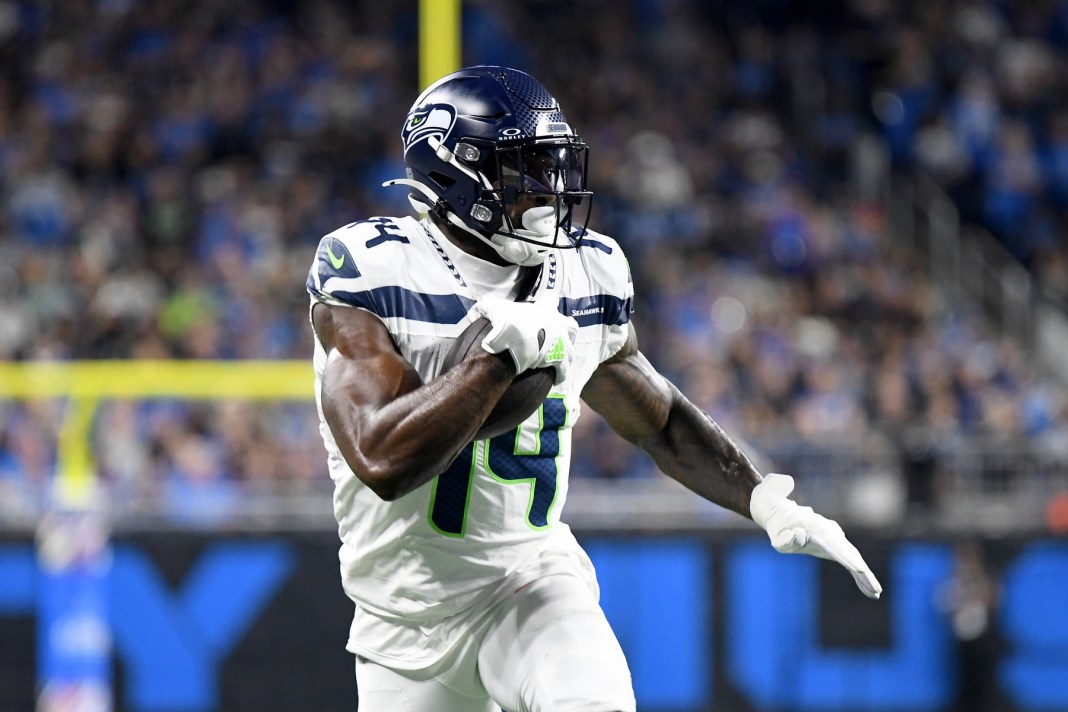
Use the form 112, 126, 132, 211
307, 65, 882, 712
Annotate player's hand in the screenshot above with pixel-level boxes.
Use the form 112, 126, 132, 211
472, 297, 578, 385
751, 473, 883, 599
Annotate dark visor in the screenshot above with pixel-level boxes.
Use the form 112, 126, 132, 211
492, 143, 588, 197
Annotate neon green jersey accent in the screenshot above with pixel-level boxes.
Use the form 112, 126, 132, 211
326, 240, 346, 270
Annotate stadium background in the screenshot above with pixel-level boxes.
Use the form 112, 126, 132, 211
2, 0, 1068, 710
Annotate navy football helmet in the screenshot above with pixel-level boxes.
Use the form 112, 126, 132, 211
385, 66, 591, 266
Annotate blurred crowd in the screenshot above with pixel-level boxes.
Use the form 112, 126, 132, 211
2, 0, 1068, 524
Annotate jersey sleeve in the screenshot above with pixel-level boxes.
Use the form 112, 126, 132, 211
571, 231, 635, 363
306, 216, 419, 317
306, 228, 373, 311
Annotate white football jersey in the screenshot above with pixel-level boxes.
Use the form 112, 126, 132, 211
307, 216, 633, 668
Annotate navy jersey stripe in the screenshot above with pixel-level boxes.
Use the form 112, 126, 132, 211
306, 272, 327, 299
576, 237, 613, 254
559, 295, 633, 327
314, 287, 629, 327
328, 286, 475, 324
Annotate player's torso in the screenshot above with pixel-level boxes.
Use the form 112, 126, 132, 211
308, 216, 631, 622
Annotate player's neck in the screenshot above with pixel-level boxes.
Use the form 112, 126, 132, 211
429, 218, 522, 299
430, 216, 511, 267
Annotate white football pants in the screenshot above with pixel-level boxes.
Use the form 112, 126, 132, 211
354, 571, 636, 712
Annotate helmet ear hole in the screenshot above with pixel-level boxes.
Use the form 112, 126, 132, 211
428, 171, 455, 190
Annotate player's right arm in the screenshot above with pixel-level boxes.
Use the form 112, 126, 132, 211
307, 222, 576, 501
312, 302, 515, 501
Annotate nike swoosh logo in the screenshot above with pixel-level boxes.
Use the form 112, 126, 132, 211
326, 240, 345, 270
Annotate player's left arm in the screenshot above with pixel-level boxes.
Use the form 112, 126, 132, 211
582, 324, 883, 598
582, 325, 761, 517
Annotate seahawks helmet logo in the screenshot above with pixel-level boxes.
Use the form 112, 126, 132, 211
402, 104, 456, 154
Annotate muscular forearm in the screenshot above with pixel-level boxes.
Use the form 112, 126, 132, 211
323, 349, 515, 499
636, 386, 763, 518
582, 338, 763, 518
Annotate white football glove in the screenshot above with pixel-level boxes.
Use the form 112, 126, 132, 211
751, 473, 883, 599
472, 297, 578, 385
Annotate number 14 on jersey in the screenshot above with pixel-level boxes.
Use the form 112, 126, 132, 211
428, 395, 568, 536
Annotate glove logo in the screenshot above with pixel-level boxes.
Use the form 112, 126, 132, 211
545, 336, 567, 364
403, 104, 456, 155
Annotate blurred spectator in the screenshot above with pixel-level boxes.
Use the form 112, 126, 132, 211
938, 539, 1003, 712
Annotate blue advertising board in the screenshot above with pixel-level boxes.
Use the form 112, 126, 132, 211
0, 531, 1065, 712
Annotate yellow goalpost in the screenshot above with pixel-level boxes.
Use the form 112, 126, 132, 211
4, 5, 462, 707
1, 359, 312, 712
420, 0, 461, 90
0, 0, 463, 499
0, 360, 312, 500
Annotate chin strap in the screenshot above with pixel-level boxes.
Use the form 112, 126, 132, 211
381, 178, 437, 214
382, 176, 551, 266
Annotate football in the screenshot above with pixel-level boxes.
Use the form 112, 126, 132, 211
443, 317, 554, 440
